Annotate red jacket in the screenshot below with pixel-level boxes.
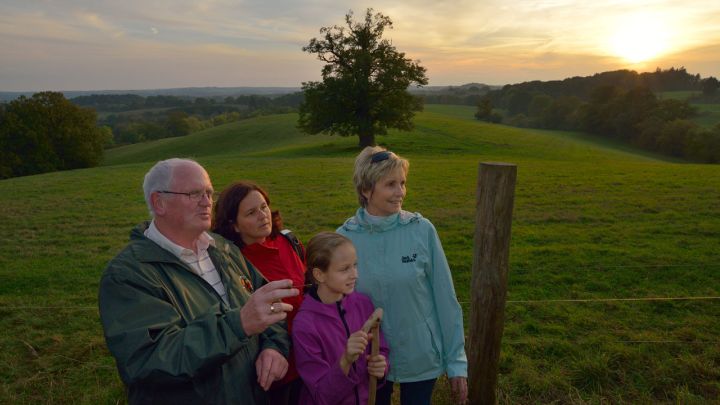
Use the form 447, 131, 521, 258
241, 235, 306, 384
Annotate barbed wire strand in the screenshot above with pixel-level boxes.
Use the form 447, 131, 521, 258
510, 263, 720, 273
458, 296, 720, 305
0, 306, 98, 310
510, 263, 720, 270
4, 295, 720, 310
503, 339, 719, 345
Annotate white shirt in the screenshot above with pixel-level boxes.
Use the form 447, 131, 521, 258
363, 208, 392, 223
145, 221, 229, 304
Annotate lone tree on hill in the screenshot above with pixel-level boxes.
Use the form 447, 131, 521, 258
299, 8, 428, 147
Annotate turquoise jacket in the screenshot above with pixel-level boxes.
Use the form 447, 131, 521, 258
337, 209, 467, 382
98, 222, 289, 404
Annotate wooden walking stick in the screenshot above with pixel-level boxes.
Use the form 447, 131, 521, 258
361, 308, 383, 405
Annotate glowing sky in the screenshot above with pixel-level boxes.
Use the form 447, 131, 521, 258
1, 0, 719, 91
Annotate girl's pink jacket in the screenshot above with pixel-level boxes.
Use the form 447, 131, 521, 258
292, 291, 389, 405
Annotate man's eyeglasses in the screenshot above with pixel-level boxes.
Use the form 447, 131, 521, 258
158, 190, 217, 201
371, 151, 392, 163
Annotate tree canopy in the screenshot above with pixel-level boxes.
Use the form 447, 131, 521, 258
475, 70, 720, 163
702, 77, 719, 97
298, 8, 428, 147
0, 92, 109, 179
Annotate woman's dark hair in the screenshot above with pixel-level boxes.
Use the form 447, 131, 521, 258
304, 232, 353, 287
212, 181, 282, 248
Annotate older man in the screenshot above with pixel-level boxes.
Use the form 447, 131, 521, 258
99, 158, 299, 404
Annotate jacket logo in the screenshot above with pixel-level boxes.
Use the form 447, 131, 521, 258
239, 276, 254, 292
402, 254, 417, 263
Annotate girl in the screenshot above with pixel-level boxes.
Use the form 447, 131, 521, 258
292, 232, 389, 405
337, 147, 468, 405
212, 181, 305, 404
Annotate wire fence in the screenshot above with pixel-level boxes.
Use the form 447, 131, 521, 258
0, 306, 99, 310
507, 262, 720, 276
2, 263, 718, 351
5, 295, 719, 310
502, 338, 720, 345
458, 295, 720, 305
452, 262, 720, 304
451, 263, 720, 347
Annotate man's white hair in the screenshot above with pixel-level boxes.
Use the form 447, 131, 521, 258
142, 158, 200, 216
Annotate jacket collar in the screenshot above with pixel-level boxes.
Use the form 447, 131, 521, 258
128, 222, 228, 264
242, 237, 278, 255
339, 207, 422, 233
302, 290, 354, 318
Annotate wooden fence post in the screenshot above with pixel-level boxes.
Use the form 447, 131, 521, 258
468, 162, 517, 405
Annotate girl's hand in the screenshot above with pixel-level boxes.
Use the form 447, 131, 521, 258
366, 354, 386, 378
344, 330, 369, 363
339, 330, 368, 374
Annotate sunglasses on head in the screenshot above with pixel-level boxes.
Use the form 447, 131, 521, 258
371, 151, 392, 163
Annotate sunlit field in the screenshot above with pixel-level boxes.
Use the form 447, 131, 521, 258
1, 105, 718, 403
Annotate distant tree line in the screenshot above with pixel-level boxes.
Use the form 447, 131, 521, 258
415, 84, 492, 106
73, 92, 304, 146
476, 68, 720, 163
0, 91, 305, 179
690, 76, 720, 103
71, 94, 188, 111
0, 92, 111, 179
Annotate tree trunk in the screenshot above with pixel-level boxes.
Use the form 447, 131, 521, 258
358, 132, 375, 148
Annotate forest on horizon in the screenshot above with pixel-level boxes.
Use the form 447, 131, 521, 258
1, 67, 719, 179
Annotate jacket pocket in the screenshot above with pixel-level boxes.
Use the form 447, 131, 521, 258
396, 319, 442, 376
424, 316, 444, 365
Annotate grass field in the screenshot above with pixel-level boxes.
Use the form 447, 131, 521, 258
693, 103, 720, 128
657, 91, 700, 101
1, 105, 719, 404
657, 91, 720, 129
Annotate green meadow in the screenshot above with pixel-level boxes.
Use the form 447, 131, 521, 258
657, 91, 720, 129
1, 104, 718, 404
693, 103, 720, 128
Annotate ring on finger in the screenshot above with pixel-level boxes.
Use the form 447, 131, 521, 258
270, 303, 277, 314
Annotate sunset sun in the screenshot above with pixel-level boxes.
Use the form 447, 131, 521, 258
608, 14, 672, 64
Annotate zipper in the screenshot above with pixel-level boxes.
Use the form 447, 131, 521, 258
337, 301, 360, 405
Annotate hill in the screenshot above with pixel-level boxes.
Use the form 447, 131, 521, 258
0, 86, 301, 102
1, 105, 718, 403
104, 105, 672, 166
1, 83, 500, 103
478, 68, 720, 163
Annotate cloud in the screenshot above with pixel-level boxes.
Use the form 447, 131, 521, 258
1, 0, 719, 90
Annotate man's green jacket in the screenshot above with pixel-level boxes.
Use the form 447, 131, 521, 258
99, 223, 290, 404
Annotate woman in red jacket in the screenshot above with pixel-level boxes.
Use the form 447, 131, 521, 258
213, 181, 306, 405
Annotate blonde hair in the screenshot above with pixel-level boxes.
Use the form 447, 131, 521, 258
352, 146, 409, 208
304, 232, 354, 286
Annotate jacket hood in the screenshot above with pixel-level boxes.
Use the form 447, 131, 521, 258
338, 208, 422, 233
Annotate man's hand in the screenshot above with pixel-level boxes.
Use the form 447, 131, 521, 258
240, 279, 299, 336
255, 348, 288, 391
449, 376, 468, 404
366, 353, 386, 378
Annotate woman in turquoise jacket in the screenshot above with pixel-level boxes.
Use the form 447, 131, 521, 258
337, 146, 468, 405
